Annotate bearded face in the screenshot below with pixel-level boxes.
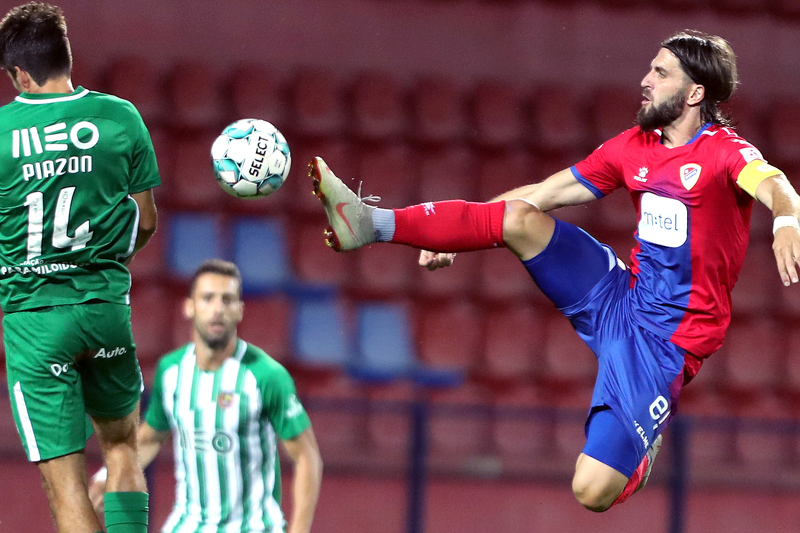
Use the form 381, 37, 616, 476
637, 86, 687, 132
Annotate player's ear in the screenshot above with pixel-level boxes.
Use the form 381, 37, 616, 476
183, 297, 195, 320
236, 300, 244, 324
687, 83, 705, 106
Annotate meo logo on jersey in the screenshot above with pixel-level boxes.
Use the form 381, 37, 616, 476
680, 164, 701, 191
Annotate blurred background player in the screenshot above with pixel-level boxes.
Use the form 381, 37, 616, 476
0, 2, 159, 533
90, 259, 323, 533
309, 30, 800, 512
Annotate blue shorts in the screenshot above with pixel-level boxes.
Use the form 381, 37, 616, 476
522, 220, 686, 477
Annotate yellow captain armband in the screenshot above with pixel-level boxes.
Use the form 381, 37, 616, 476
736, 160, 785, 198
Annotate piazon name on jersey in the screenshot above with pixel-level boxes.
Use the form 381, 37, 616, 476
12, 121, 99, 181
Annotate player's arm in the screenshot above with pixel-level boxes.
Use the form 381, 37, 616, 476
88, 422, 170, 513
126, 189, 158, 264
752, 172, 800, 286
281, 427, 323, 533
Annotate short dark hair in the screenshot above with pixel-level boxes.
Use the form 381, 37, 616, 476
189, 259, 242, 297
661, 30, 738, 126
0, 2, 72, 85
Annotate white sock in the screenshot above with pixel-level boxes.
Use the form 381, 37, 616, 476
372, 208, 395, 242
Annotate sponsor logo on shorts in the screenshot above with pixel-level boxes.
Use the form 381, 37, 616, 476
50, 362, 72, 377
93, 346, 127, 359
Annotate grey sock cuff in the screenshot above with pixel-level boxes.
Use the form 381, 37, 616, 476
372, 208, 395, 242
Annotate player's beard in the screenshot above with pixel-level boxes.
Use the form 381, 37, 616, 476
197, 323, 235, 351
636, 89, 686, 132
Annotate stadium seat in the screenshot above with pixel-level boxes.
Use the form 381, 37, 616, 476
350, 301, 418, 383
469, 80, 526, 149
415, 299, 482, 376
475, 249, 546, 306
587, 85, 640, 147
719, 317, 783, 396
363, 380, 415, 462
719, 94, 768, 156
291, 294, 352, 371
594, 188, 638, 237
416, 146, 477, 204
284, 138, 356, 217
232, 216, 293, 294
529, 84, 589, 155
350, 71, 407, 142
490, 385, 552, 463
730, 241, 779, 317
127, 219, 166, 282
766, 95, 800, 169
288, 217, 354, 290
130, 283, 175, 371
475, 149, 537, 202
411, 76, 467, 145
167, 133, 228, 211
166, 61, 225, 131
352, 243, 419, 299
426, 383, 494, 461
227, 63, 288, 131
166, 212, 222, 279
733, 393, 793, 471
238, 294, 293, 363
102, 56, 163, 126
289, 68, 347, 139
355, 143, 418, 209
414, 247, 480, 301
539, 313, 597, 388
479, 303, 544, 386
780, 324, 800, 397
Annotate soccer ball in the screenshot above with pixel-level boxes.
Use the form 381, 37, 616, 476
210, 119, 291, 198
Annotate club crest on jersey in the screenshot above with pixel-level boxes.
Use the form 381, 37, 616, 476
679, 164, 702, 190
217, 392, 235, 409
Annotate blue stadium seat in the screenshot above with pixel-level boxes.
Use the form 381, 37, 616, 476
350, 301, 417, 383
292, 295, 351, 369
232, 216, 293, 294
167, 213, 221, 278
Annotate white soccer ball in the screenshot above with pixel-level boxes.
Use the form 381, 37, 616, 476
210, 119, 291, 198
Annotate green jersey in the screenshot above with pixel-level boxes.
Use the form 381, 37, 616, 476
145, 340, 312, 533
0, 87, 160, 312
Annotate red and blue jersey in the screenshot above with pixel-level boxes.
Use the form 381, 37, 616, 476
571, 123, 760, 358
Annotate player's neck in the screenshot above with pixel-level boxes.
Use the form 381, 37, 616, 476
660, 112, 703, 148
194, 337, 238, 371
24, 76, 74, 95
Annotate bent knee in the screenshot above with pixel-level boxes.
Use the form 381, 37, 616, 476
572, 476, 618, 513
501, 199, 554, 258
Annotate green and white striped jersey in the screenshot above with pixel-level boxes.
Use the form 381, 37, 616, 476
145, 340, 311, 533
0, 87, 160, 311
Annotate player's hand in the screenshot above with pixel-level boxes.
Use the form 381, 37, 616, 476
774, 226, 800, 286
88, 474, 107, 514
418, 250, 457, 271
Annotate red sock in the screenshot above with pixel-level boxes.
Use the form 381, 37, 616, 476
610, 455, 648, 507
391, 200, 506, 252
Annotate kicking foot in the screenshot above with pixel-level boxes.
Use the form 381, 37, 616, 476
309, 156, 379, 251
638, 433, 663, 491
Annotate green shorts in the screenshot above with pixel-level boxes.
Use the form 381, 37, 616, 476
4, 301, 142, 462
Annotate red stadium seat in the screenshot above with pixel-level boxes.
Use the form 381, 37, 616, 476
426, 383, 493, 461
227, 63, 288, 131
594, 188, 638, 237
416, 146, 477, 204
130, 283, 176, 371
288, 217, 354, 289
415, 300, 483, 375
289, 68, 347, 139
539, 313, 597, 388
781, 324, 800, 397
479, 303, 545, 386
587, 85, 640, 147
350, 71, 407, 142
766, 95, 800, 169
733, 393, 793, 471
719, 317, 783, 396
167, 133, 228, 211
469, 80, 527, 149
285, 138, 356, 217
731, 241, 781, 317
476, 249, 547, 306
238, 294, 293, 363
490, 385, 551, 463
412, 76, 467, 145
363, 380, 415, 463
352, 244, 419, 298
476, 149, 537, 202
166, 61, 225, 131
529, 84, 589, 154
103, 56, 164, 126
415, 249, 480, 301
719, 94, 768, 157
127, 220, 166, 282
355, 143, 418, 209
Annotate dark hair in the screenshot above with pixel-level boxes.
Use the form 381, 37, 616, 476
189, 259, 242, 297
661, 30, 738, 126
0, 2, 72, 85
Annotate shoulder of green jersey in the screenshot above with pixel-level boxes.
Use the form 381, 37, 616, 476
15, 87, 90, 105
